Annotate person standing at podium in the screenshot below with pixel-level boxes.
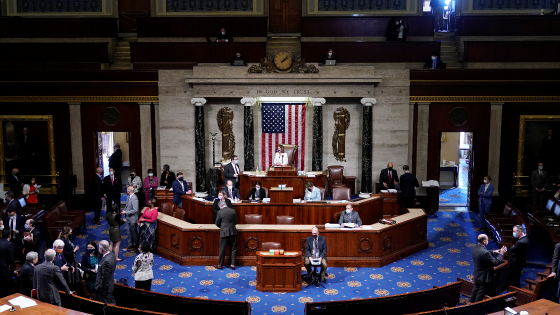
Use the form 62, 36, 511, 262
273, 146, 289, 166
379, 162, 399, 189
215, 200, 237, 270
225, 180, 241, 201
224, 155, 241, 189
399, 165, 419, 210
304, 227, 328, 283
304, 181, 321, 201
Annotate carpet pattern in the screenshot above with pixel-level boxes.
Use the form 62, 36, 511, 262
71, 209, 544, 315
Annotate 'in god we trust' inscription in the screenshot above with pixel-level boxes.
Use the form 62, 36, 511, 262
257, 89, 311, 95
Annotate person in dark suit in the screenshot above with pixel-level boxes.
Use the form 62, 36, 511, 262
247, 181, 267, 200
304, 227, 328, 282
506, 225, 530, 288
423, 52, 445, 69
33, 249, 72, 306
223, 155, 241, 189
321, 49, 336, 65
6, 168, 23, 196
20, 251, 38, 297
213, 190, 232, 223
3, 207, 25, 263
214, 200, 237, 270
96, 240, 116, 305
531, 162, 548, 206
225, 180, 241, 200
379, 162, 399, 189
216, 27, 233, 42
338, 204, 362, 226
108, 143, 122, 174
22, 219, 40, 257
4, 191, 22, 215
477, 176, 494, 231
399, 165, 419, 210
172, 172, 192, 208
53, 239, 73, 280
230, 52, 247, 66
0, 230, 16, 298
547, 242, 560, 299
470, 234, 505, 302
103, 167, 122, 210
91, 167, 105, 225
160, 164, 176, 189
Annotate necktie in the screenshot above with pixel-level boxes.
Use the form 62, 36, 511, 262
433, 60, 437, 69
11, 218, 14, 230
111, 176, 114, 184
388, 170, 392, 183
229, 189, 232, 198
313, 238, 318, 257
235, 165, 239, 174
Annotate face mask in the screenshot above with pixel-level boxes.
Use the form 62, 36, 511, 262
538, 166, 543, 170
228, 185, 233, 189
388, 167, 393, 171
31, 181, 35, 184
10, 215, 16, 219
55, 249, 63, 254
218, 195, 223, 200
3, 199, 6, 204
131, 174, 135, 177
110, 171, 114, 175
234, 160, 238, 165
236, 55, 241, 58
513, 232, 517, 238
114, 149, 118, 152
431, 56, 436, 60
24, 224, 29, 230
345, 209, 351, 214
328, 52, 332, 56
395, 21, 399, 25
256, 187, 260, 190
221, 32, 225, 35
148, 173, 154, 177
88, 248, 95, 254
178, 176, 183, 180
308, 188, 312, 192
483, 180, 488, 184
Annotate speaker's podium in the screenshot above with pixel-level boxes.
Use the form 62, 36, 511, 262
268, 166, 297, 176
256, 251, 302, 292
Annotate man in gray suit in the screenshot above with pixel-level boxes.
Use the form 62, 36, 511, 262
338, 204, 362, 226
121, 186, 139, 250
531, 162, 548, 206
96, 240, 116, 305
470, 234, 506, 302
214, 200, 237, 270
33, 249, 72, 306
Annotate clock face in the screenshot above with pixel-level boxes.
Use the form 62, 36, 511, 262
273, 50, 293, 72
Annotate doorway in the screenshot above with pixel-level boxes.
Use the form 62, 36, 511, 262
269, 0, 302, 33
438, 131, 472, 208
96, 132, 131, 181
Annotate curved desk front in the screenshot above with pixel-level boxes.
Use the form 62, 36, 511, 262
156, 208, 428, 268
182, 195, 383, 225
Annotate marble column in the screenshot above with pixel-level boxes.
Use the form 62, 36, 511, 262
361, 98, 377, 193
191, 98, 207, 192
311, 98, 325, 171
153, 103, 161, 177
241, 97, 257, 171
488, 102, 504, 196
415, 102, 431, 196
68, 103, 85, 194
138, 102, 154, 174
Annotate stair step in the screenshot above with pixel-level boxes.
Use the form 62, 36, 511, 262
116, 48, 130, 53
114, 57, 130, 62
121, 37, 137, 42
115, 52, 130, 57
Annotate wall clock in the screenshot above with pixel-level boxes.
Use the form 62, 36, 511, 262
272, 50, 294, 72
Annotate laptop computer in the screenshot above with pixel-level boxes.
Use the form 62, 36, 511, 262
233, 59, 246, 66
325, 60, 336, 66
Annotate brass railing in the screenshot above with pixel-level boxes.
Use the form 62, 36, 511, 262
512, 173, 555, 199
1, 172, 61, 194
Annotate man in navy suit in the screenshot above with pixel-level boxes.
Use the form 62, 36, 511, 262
91, 167, 105, 225
379, 162, 399, 189
172, 172, 192, 208
4, 191, 21, 215
304, 227, 328, 283
20, 251, 38, 296
103, 167, 122, 210
399, 165, 419, 211
506, 225, 530, 288
3, 207, 25, 262
223, 155, 241, 189
225, 180, 241, 200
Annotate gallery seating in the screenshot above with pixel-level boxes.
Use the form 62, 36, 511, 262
305, 281, 461, 315
484, 202, 530, 247
43, 201, 85, 241
0, 43, 109, 68
409, 291, 516, 315
159, 203, 177, 216
457, 15, 560, 36
457, 262, 510, 299
507, 276, 559, 306
526, 197, 560, 244
137, 17, 267, 38
463, 41, 560, 63
276, 215, 294, 225
245, 214, 263, 224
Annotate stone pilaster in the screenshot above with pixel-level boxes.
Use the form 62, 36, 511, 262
138, 102, 154, 175
488, 102, 504, 196
191, 98, 207, 192
415, 102, 431, 196
311, 98, 326, 171
68, 103, 85, 194
360, 98, 377, 193
153, 102, 161, 177
241, 97, 257, 171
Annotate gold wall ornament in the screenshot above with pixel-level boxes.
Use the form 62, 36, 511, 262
409, 96, 560, 103
441, 132, 446, 142
217, 107, 235, 160
0, 96, 159, 103
248, 54, 319, 74
332, 107, 350, 162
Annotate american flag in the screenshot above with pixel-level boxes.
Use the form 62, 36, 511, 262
261, 103, 306, 171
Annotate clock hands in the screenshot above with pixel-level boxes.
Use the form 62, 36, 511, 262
280, 56, 290, 63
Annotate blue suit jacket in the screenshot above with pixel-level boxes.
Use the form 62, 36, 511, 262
172, 180, 190, 205
478, 183, 494, 205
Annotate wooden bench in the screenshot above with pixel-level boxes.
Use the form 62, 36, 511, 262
60, 291, 172, 315
43, 201, 85, 241
457, 262, 510, 299
484, 202, 530, 247
464, 41, 560, 63
457, 15, 560, 36
408, 292, 517, 315
526, 197, 560, 244
507, 276, 559, 306
0, 43, 109, 64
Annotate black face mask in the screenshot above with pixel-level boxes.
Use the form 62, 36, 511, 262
388, 167, 393, 171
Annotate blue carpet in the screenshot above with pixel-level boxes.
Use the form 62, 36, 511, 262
439, 187, 468, 206
71, 209, 545, 315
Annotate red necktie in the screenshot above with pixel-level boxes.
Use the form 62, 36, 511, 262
111, 176, 114, 184
388, 170, 391, 183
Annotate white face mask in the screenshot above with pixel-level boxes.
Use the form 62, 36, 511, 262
256, 187, 260, 190
431, 56, 436, 60
110, 171, 114, 175
483, 180, 488, 184
221, 32, 225, 35
148, 173, 153, 177
328, 52, 332, 56
345, 209, 351, 214
228, 185, 233, 189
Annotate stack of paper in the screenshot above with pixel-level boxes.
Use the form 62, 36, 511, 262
388, 189, 398, 193
325, 223, 341, 228
0, 305, 11, 313
422, 180, 440, 187
8, 296, 37, 309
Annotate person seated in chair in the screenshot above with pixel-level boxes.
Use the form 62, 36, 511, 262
273, 145, 289, 166
338, 204, 362, 227
304, 227, 328, 283
304, 181, 321, 201
321, 49, 336, 65
225, 180, 241, 201
216, 27, 233, 42
423, 52, 445, 69
247, 181, 266, 201
230, 52, 247, 66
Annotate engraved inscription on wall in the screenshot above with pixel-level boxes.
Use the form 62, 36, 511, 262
473, 0, 559, 10
16, 0, 102, 13
318, 0, 407, 11
166, 0, 253, 12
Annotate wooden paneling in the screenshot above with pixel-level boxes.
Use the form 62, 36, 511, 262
270, 0, 301, 33
256, 252, 302, 292
130, 42, 266, 63
301, 16, 434, 37
427, 103, 490, 211
118, 0, 150, 33
301, 42, 441, 63
457, 15, 560, 36
137, 17, 268, 37
0, 18, 118, 38
0, 43, 109, 63
464, 41, 560, 62
240, 173, 326, 199
0, 62, 101, 70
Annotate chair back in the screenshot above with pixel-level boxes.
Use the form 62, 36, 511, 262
160, 202, 176, 216
280, 144, 298, 166
316, 186, 326, 200
334, 211, 343, 223
327, 165, 344, 184
332, 187, 351, 201
276, 216, 294, 225
174, 208, 186, 221
244, 214, 263, 224
261, 242, 282, 251
262, 187, 269, 198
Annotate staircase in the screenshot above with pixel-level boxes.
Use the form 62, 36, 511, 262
435, 32, 462, 69
266, 35, 301, 58
109, 36, 135, 70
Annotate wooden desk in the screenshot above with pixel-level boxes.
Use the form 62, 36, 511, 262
181, 195, 383, 225
486, 298, 559, 315
256, 251, 302, 292
0, 293, 90, 315
240, 172, 326, 200
269, 187, 294, 204
381, 191, 401, 217
156, 208, 428, 267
